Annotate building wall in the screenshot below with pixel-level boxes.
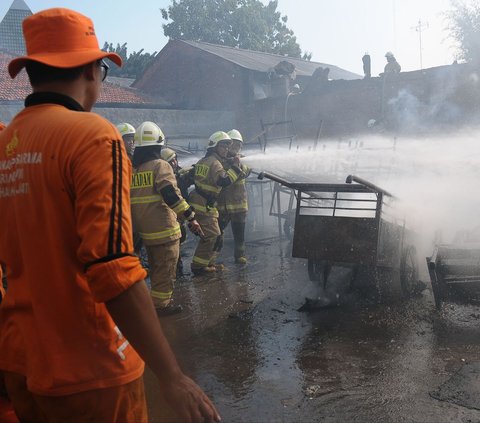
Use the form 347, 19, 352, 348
3, 63, 479, 151
0, 103, 235, 150
236, 63, 480, 145
134, 42, 248, 111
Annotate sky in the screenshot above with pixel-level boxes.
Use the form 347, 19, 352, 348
0, 0, 468, 77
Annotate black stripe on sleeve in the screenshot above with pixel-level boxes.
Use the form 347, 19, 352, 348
84, 253, 137, 271
108, 141, 118, 255
159, 184, 182, 207
116, 141, 123, 254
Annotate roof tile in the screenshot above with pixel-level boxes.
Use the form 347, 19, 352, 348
0, 50, 152, 104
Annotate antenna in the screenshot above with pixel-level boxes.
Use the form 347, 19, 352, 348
411, 19, 429, 70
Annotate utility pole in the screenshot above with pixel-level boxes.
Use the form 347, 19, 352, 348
412, 19, 429, 70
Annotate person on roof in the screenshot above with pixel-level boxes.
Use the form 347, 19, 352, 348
384, 51, 401, 74
0, 8, 219, 423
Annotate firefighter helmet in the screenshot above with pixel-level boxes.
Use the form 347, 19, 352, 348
134, 121, 165, 147
207, 131, 231, 149
116, 122, 135, 138
227, 129, 243, 143
161, 147, 177, 163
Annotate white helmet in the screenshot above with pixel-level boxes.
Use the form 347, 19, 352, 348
161, 147, 177, 163
134, 121, 165, 148
227, 129, 243, 143
207, 131, 231, 149
116, 122, 135, 137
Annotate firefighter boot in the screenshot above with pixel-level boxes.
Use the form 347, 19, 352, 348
191, 266, 216, 276
232, 221, 247, 264
156, 300, 183, 317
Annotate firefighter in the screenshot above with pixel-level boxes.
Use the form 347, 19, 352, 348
384, 52, 401, 74
189, 131, 245, 275
117, 122, 146, 260
116, 122, 135, 160
217, 129, 251, 264
160, 147, 195, 276
160, 147, 195, 200
131, 121, 203, 315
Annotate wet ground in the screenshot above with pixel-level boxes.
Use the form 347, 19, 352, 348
143, 234, 480, 423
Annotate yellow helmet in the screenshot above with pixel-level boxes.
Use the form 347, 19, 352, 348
227, 129, 243, 142
134, 121, 165, 148
207, 131, 231, 149
116, 122, 135, 137
161, 147, 177, 163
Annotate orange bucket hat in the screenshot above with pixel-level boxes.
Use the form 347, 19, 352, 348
8, 8, 122, 79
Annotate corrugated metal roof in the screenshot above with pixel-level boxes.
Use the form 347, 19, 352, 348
179, 40, 360, 80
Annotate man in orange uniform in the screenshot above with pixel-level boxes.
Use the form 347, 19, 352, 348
0, 8, 220, 423
0, 120, 16, 423
0, 122, 4, 287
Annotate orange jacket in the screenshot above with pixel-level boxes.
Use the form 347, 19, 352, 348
0, 94, 146, 395
0, 123, 4, 291
0, 122, 6, 303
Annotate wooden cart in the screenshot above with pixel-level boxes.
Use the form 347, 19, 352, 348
258, 172, 419, 301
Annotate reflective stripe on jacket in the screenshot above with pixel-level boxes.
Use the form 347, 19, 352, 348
189, 152, 240, 216
218, 162, 250, 214
131, 159, 187, 245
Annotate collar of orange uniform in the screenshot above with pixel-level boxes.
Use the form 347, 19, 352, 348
25, 92, 84, 112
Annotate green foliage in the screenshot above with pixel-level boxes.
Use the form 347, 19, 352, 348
102, 42, 158, 78
446, 1, 480, 63
161, 0, 309, 59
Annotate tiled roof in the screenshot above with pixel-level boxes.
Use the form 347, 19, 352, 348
0, 0, 32, 55
0, 51, 152, 104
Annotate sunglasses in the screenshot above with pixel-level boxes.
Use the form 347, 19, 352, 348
98, 59, 109, 82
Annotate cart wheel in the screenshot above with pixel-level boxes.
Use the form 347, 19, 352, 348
400, 246, 418, 297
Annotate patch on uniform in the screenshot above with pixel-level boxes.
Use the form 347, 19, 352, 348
131, 171, 153, 188
6, 131, 19, 157
195, 164, 209, 178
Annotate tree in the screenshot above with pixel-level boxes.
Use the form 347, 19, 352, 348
161, 0, 311, 60
446, 1, 480, 63
102, 42, 158, 78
